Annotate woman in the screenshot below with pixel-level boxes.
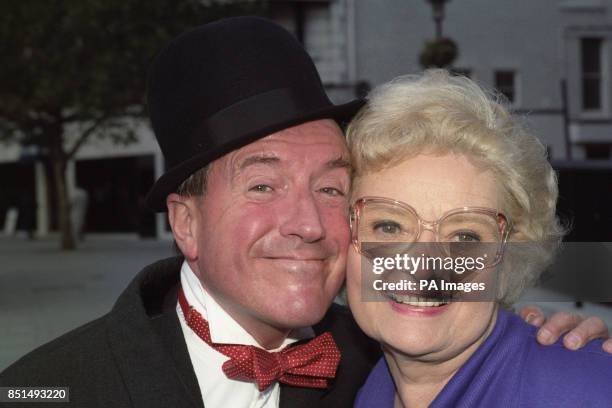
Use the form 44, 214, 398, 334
345, 70, 612, 407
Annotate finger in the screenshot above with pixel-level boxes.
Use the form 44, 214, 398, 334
518, 305, 546, 327
562, 316, 609, 350
537, 311, 582, 345
603, 338, 612, 354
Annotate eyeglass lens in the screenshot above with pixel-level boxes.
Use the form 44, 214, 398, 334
356, 201, 503, 266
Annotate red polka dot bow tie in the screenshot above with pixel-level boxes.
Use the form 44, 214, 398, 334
178, 286, 341, 392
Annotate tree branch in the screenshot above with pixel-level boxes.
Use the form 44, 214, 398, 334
65, 115, 110, 160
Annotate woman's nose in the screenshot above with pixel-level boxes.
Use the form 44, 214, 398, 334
417, 224, 437, 243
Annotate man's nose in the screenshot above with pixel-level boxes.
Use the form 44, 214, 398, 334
279, 191, 325, 243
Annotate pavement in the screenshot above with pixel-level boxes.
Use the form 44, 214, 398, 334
0, 234, 175, 371
1, 234, 611, 371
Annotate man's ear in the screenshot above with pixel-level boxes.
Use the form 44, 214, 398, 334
167, 193, 199, 261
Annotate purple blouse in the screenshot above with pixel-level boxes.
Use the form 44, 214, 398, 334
354, 309, 612, 407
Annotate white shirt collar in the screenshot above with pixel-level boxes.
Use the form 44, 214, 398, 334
180, 261, 314, 349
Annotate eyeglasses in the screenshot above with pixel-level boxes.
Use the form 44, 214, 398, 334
350, 196, 512, 267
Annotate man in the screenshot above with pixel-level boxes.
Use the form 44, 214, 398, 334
1, 16, 610, 408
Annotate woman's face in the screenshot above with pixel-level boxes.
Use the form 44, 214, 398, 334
347, 152, 500, 361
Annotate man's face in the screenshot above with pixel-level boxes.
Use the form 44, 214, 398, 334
186, 119, 350, 341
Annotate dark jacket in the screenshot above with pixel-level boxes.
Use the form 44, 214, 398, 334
0, 257, 380, 407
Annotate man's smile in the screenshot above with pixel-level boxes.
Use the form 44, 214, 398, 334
259, 257, 327, 273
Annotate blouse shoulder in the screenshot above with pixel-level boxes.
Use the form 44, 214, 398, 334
509, 313, 612, 405
353, 358, 395, 408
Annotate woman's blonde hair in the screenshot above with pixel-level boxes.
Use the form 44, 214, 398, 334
346, 69, 565, 305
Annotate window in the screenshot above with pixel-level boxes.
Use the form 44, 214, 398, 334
581, 37, 603, 111
494, 70, 516, 103
584, 143, 611, 159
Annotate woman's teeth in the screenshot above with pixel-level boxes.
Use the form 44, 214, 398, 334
388, 292, 448, 307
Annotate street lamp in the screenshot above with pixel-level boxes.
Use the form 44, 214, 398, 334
427, 0, 449, 39
419, 0, 457, 68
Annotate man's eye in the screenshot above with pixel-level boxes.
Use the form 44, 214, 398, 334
249, 184, 273, 192
319, 187, 345, 196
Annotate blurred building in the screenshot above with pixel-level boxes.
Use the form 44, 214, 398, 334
1, 0, 611, 238
352, 0, 612, 161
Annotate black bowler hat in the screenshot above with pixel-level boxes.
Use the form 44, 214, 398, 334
145, 16, 364, 211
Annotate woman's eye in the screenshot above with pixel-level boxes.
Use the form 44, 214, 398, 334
319, 187, 345, 196
453, 231, 481, 242
373, 221, 401, 234
249, 184, 273, 193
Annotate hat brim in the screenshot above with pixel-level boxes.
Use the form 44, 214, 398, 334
145, 98, 364, 212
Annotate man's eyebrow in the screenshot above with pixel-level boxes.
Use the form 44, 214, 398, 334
326, 157, 352, 170
239, 155, 280, 170
236, 155, 350, 171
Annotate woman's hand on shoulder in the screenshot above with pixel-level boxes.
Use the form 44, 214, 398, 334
519, 305, 612, 353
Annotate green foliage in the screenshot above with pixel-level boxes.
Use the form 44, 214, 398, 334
0, 0, 267, 249
419, 37, 458, 69
0, 0, 266, 147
